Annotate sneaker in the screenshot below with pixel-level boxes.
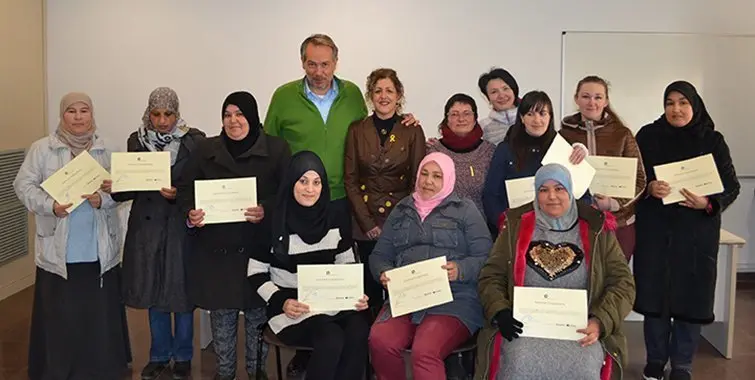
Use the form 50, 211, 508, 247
669, 369, 692, 380
643, 363, 666, 380
141, 361, 170, 380
172, 361, 191, 379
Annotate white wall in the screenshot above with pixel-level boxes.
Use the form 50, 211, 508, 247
45, 0, 755, 269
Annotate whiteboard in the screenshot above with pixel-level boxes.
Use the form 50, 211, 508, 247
561, 32, 755, 176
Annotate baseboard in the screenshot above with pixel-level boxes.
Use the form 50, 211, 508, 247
737, 263, 755, 273
0, 272, 34, 301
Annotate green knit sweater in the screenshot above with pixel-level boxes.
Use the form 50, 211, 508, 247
263, 77, 368, 200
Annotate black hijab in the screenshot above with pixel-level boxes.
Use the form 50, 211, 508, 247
271, 150, 331, 263
221, 91, 261, 158
652, 81, 715, 137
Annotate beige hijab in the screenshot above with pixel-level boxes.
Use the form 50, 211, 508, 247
55, 92, 97, 156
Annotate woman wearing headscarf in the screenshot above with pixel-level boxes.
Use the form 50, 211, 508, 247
177, 91, 291, 380
13, 92, 131, 379
478, 68, 520, 146
368, 152, 492, 380
108, 87, 206, 380
344, 68, 426, 317
482, 91, 587, 235
560, 75, 646, 261
247, 150, 370, 379
476, 164, 635, 380
634, 81, 740, 380
427, 93, 496, 218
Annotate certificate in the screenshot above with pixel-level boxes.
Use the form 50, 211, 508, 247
585, 156, 638, 199
653, 154, 724, 205
297, 264, 364, 312
541, 134, 596, 198
40, 150, 110, 213
505, 176, 535, 208
111, 151, 171, 192
513, 286, 587, 341
194, 177, 257, 224
386, 256, 453, 317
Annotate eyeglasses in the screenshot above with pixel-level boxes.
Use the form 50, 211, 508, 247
447, 111, 475, 120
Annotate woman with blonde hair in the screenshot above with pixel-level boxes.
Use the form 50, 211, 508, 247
344, 67, 426, 317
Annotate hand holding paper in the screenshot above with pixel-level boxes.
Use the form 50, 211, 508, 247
652, 154, 723, 205
194, 177, 257, 224
111, 151, 171, 192
513, 286, 588, 341
386, 256, 454, 317
541, 134, 595, 198
40, 151, 111, 213
585, 156, 639, 199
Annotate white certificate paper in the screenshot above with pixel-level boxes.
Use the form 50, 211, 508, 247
111, 151, 171, 192
513, 286, 587, 341
40, 150, 110, 213
541, 134, 596, 198
585, 156, 638, 199
297, 264, 364, 312
386, 256, 453, 317
653, 154, 724, 205
194, 177, 257, 224
505, 176, 536, 209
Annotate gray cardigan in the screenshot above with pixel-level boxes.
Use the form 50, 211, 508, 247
369, 192, 492, 333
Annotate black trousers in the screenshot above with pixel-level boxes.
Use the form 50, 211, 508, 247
278, 312, 369, 380
355, 240, 386, 315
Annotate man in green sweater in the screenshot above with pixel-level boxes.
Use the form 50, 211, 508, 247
264, 34, 417, 203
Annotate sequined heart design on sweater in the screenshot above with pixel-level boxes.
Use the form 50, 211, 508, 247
526, 241, 584, 281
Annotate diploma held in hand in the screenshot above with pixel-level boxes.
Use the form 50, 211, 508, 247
585, 156, 638, 199
541, 134, 596, 198
653, 154, 724, 205
387, 256, 453, 317
513, 286, 588, 341
194, 177, 257, 224
40, 151, 110, 213
297, 264, 364, 312
506, 176, 535, 208
111, 151, 171, 192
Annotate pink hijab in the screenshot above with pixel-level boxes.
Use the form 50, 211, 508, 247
412, 152, 456, 221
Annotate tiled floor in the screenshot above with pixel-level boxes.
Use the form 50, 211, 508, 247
2, 278, 755, 379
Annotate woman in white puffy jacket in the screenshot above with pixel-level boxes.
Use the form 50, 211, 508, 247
13, 92, 131, 380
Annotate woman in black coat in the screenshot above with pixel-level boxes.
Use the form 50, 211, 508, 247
111, 87, 205, 380
634, 81, 740, 380
177, 91, 291, 380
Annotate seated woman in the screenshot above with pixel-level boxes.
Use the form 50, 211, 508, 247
476, 163, 635, 380
368, 152, 493, 380
248, 150, 370, 380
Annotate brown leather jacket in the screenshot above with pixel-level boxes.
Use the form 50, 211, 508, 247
344, 115, 426, 240
560, 112, 646, 227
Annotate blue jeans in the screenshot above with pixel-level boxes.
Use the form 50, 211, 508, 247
149, 309, 194, 363
643, 316, 702, 372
